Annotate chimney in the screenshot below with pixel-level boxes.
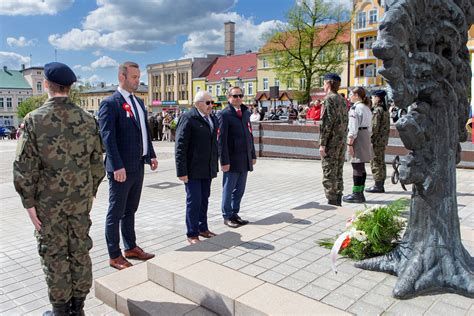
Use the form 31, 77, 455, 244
224, 21, 235, 56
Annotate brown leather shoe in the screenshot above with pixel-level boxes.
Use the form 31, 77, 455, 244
199, 230, 217, 238
124, 246, 155, 261
109, 255, 133, 270
187, 237, 200, 244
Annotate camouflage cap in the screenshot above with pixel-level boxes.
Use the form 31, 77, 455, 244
44, 62, 77, 86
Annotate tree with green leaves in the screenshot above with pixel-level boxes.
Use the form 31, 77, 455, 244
17, 94, 48, 119
264, 0, 350, 104
17, 85, 84, 119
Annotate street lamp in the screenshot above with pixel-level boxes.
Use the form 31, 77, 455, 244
221, 78, 229, 96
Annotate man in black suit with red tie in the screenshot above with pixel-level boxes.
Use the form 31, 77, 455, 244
218, 86, 257, 228
98, 61, 158, 270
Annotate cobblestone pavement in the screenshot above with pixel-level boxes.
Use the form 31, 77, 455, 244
0, 140, 472, 315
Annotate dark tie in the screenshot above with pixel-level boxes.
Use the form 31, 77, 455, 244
236, 108, 242, 118
204, 115, 213, 133
129, 94, 141, 128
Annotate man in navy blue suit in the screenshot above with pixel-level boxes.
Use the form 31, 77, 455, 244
175, 91, 218, 244
98, 61, 158, 270
218, 86, 256, 228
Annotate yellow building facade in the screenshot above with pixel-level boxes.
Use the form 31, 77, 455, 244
350, 0, 384, 87
351, 0, 474, 91
79, 84, 148, 114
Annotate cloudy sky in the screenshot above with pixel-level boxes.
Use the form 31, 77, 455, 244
0, 0, 350, 85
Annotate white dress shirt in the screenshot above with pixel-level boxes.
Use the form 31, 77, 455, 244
348, 101, 372, 139
118, 86, 148, 156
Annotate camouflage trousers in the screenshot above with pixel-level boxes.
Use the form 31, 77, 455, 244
35, 203, 93, 304
370, 146, 387, 182
321, 144, 345, 200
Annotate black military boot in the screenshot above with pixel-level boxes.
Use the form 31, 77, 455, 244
342, 192, 366, 203
70, 297, 86, 316
365, 181, 385, 193
328, 198, 338, 206
43, 302, 70, 316
336, 194, 342, 206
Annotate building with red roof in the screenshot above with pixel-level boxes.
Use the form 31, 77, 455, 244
192, 52, 257, 106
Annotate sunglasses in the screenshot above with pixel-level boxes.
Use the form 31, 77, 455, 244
232, 94, 244, 99
199, 101, 212, 105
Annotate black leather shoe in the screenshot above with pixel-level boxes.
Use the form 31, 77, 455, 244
342, 192, 366, 203
224, 218, 240, 228
328, 199, 338, 206
337, 195, 342, 206
233, 215, 249, 225
365, 185, 385, 193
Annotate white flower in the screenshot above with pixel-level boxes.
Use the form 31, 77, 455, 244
352, 230, 367, 242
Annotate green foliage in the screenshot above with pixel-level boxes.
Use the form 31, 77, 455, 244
170, 119, 177, 131
264, 0, 350, 104
318, 199, 409, 261
17, 94, 48, 118
17, 85, 84, 119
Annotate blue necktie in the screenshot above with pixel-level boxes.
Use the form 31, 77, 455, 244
129, 94, 141, 129
204, 116, 213, 133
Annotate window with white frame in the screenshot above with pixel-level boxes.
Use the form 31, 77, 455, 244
287, 79, 292, 89
18, 97, 23, 105
247, 82, 254, 95
274, 78, 280, 87
356, 12, 366, 29
208, 85, 213, 95
263, 78, 269, 90
262, 58, 269, 68
0, 98, 3, 108
357, 63, 376, 77
196, 86, 201, 94
358, 36, 376, 50
216, 85, 221, 96
369, 9, 378, 24
299, 77, 306, 90
6, 98, 12, 108
37, 81, 42, 92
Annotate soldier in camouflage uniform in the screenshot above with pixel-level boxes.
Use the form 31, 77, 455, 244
366, 90, 390, 193
319, 73, 349, 206
13, 62, 105, 316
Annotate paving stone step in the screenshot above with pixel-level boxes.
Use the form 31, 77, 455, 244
117, 281, 216, 316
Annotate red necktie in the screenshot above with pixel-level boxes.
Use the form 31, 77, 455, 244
236, 109, 242, 118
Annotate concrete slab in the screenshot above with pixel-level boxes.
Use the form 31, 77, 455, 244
235, 283, 349, 316
116, 281, 204, 316
204, 225, 271, 249
94, 263, 148, 309
174, 260, 264, 316
148, 241, 225, 291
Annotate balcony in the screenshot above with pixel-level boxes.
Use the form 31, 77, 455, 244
352, 21, 378, 32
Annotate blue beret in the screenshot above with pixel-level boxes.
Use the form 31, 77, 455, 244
372, 89, 387, 98
323, 73, 341, 82
44, 62, 77, 86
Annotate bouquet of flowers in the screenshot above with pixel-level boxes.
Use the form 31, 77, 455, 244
318, 199, 409, 272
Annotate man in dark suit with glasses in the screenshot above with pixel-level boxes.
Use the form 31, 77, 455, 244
217, 86, 257, 228
175, 91, 219, 244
